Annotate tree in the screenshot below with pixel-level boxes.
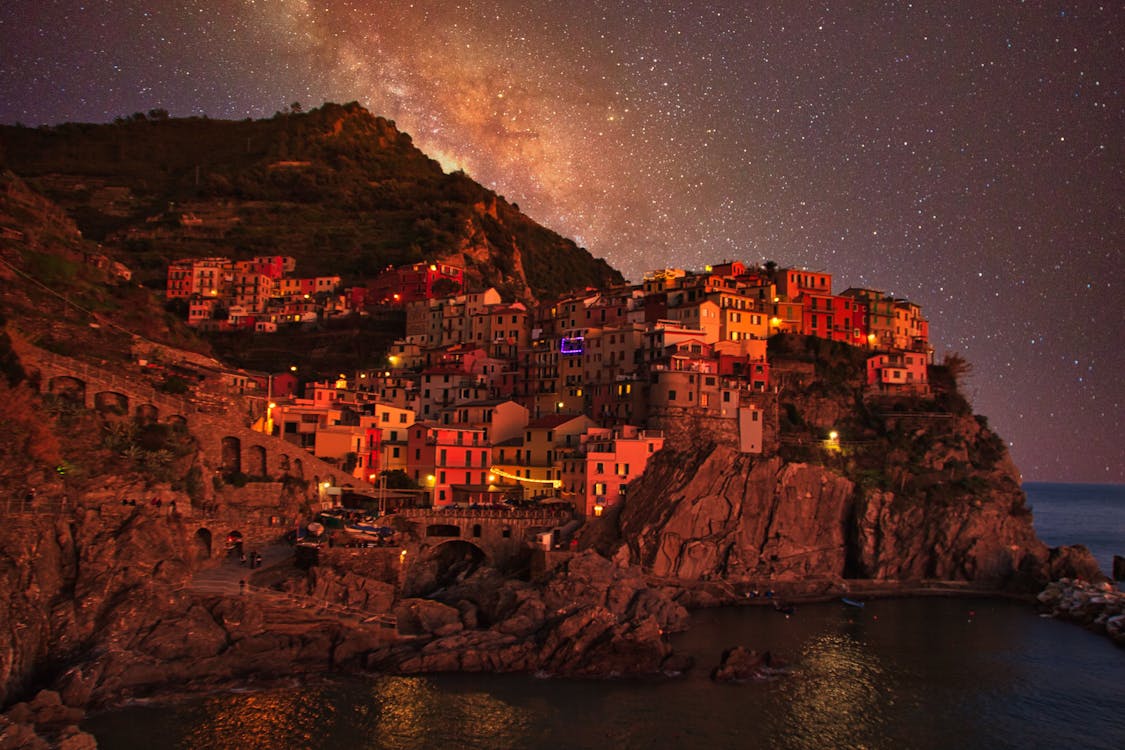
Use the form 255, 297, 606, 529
942, 352, 973, 381
290, 102, 303, 114
430, 277, 462, 298
381, 469, 418, 489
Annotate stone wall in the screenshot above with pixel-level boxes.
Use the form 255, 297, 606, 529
648, 391, 779, 455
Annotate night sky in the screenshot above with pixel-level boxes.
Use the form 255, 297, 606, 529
0, 2, 1121, 483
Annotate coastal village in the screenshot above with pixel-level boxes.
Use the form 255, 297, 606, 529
163, 255, 934, 518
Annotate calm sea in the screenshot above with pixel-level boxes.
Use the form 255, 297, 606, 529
85, 483, 1125, 749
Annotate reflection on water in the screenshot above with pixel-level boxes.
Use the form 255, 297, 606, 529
160, 677, 536, 750
369, 677, 535, 749
85, 599, 1125, 750
777, 632, 887, 749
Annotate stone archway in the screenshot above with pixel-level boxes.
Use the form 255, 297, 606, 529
94, 391, 129, 415
193, 527, 213, 559
292, 458, 304, 479
427, 539, 488, 586
247, 445, 266, 478
166, 414, 187, 428
221, 436, 241, 474
135, 403, 159, 423
48, 375, 86, 403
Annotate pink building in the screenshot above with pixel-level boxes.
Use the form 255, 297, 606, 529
560, 425, 665, 517
407, 424, 491, 507
866, 352, 929, 394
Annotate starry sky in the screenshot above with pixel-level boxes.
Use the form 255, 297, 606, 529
0, 1, 1121, 483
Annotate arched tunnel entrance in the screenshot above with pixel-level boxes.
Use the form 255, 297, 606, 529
404, 540, 488, 598
193, 528, 213, 560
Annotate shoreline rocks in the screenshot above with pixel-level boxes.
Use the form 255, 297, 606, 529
711, 646, 788, 683
1036, 578, 1125, 646
0, 690, 96, 750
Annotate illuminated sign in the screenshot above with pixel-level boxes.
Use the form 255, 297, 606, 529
560, 336, 584, 355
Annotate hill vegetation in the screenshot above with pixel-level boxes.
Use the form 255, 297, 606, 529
0, 102, 623, 300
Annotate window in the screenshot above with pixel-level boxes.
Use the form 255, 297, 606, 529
594, 482, 606, 496
596, 462, 604, 473
668, 390, 677, 401
392, 447, 400, 458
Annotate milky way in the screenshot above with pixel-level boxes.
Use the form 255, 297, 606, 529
1, 1, 1121, 482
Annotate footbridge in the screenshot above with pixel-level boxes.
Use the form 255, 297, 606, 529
394, 507, 573, 570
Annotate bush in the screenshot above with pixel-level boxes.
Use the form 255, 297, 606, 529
159, 375, 190, 394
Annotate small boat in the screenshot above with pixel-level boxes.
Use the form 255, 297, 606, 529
841, 597, 865, 609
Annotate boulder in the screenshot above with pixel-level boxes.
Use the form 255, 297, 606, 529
394, 599, 463, 637
1046, 545, 1107, 583
711, 646, 786, 682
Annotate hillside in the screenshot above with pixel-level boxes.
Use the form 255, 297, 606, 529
0, 170, 207, 366
0, 102, 623, 302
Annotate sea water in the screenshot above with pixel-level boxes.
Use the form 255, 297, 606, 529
84, 483, 1125, 749
1025, 481, 1124, 575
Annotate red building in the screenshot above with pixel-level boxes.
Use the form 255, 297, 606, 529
369, 262, 464, 306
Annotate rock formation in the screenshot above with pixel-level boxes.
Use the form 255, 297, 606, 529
1037, 578, 1125, 646
369, 551, 690, 677
711, 646, 787, 683
618, 439, 1101, 597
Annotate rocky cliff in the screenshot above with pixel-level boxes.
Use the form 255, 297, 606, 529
614, 342, 1104, 597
